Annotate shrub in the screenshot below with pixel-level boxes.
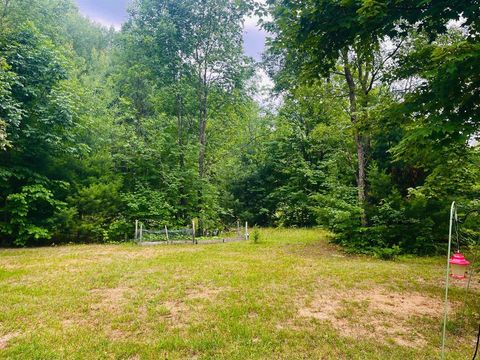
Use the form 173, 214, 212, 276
252, 228, 260, 244
374, 245, 401, 261
0, 184, 71, 246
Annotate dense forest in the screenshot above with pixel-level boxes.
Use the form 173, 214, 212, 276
0, 0, 478, 254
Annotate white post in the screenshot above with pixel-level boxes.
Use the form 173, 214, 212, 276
245, 221, 249, 241
135, 220, 138, 241
140, 222, 143, 242
441, 201, 456, 359
192, 219, 196, 244
165, 225, 169, 244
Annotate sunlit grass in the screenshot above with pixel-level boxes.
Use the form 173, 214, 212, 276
0, 228, 478, 359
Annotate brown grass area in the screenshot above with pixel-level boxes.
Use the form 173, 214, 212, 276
298, 287, 450, 347
161, 300, 188, 322
160, 285, 225, 324
89, 286, 135, 312
186, 285, 223, 300
0, 332, 20, 350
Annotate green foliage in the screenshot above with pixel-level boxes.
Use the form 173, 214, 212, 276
264, 0, 479, 79
0, 19, 81, 246
67, 181, 125, 242
0, 0, 259, 246
261, 0, 480, 256
252, 227, 260, 244
0, 0, 478, 253
374, 245, 401, 261
0, 58, 19, 150
123, 186, 175, 225
1, 184, 70, 246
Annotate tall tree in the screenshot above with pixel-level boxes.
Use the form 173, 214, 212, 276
126, 0, 250, 179
265, 1, 401, 225
121, 0, 253, 228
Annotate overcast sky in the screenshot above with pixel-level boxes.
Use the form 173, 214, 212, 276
74, 0, 267, 61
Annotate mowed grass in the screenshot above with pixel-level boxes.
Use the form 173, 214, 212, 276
0, 228, 478, 359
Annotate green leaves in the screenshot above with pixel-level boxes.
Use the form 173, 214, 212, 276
263, 0, 480, 255
0, 0, 476, 253
357, 0, 387, 23
2, 185, 69, 246
0, 58, 22, 149
0, 5, 94, 246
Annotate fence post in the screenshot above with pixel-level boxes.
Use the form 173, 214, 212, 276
165, 225, 169, 244
135, 220, 138, 242
192, 219, 196, 244
140, 222, 143, 242
237, 220, 240, 239
245, 221, 249, 241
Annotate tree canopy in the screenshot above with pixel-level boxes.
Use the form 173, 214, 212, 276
0, 0, 478, 254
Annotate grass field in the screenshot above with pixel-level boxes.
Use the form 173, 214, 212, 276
0, 228, 478, 359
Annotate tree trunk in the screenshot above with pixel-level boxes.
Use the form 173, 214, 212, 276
343, 52, 368, 226
198, 96, 207, 179
198, 68, 208, 179
176, 91, 188, 220
176, 93, 185, 168
354, 130, 367, 226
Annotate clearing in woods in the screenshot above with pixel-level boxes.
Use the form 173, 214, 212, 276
0, 228, 478, 359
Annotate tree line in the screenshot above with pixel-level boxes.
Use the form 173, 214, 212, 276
0, 0, 478, 254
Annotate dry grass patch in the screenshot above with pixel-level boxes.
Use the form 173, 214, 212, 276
159, 285, 226, 327
0, 332, 20, 350
418, 276, 480, 292
161, 300, 188, 321
298, 287, 449, 347
186, 285, 223, 300
89, 286, 135, 312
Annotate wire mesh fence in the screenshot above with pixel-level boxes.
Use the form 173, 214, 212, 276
134, 220, 249, 246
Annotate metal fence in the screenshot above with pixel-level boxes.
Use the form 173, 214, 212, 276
134, 220, 249, 246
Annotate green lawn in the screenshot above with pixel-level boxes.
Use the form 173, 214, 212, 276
0, 228, 478, 359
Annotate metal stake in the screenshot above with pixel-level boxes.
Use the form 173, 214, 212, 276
441, 201, 457, 359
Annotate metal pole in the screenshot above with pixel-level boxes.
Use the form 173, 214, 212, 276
245, 221, 249, 241
135, 220, 138, 242
441, 201, 456, 359
192, 219, 196, 244
165, 225, 169, 244
140, 222, 143, 242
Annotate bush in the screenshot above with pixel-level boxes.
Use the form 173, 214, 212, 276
0, 184, 72, 246
252, 227, 260, 244
332, 189, 442, 255
67, 180, 126, 243
374, 245, 401, 261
